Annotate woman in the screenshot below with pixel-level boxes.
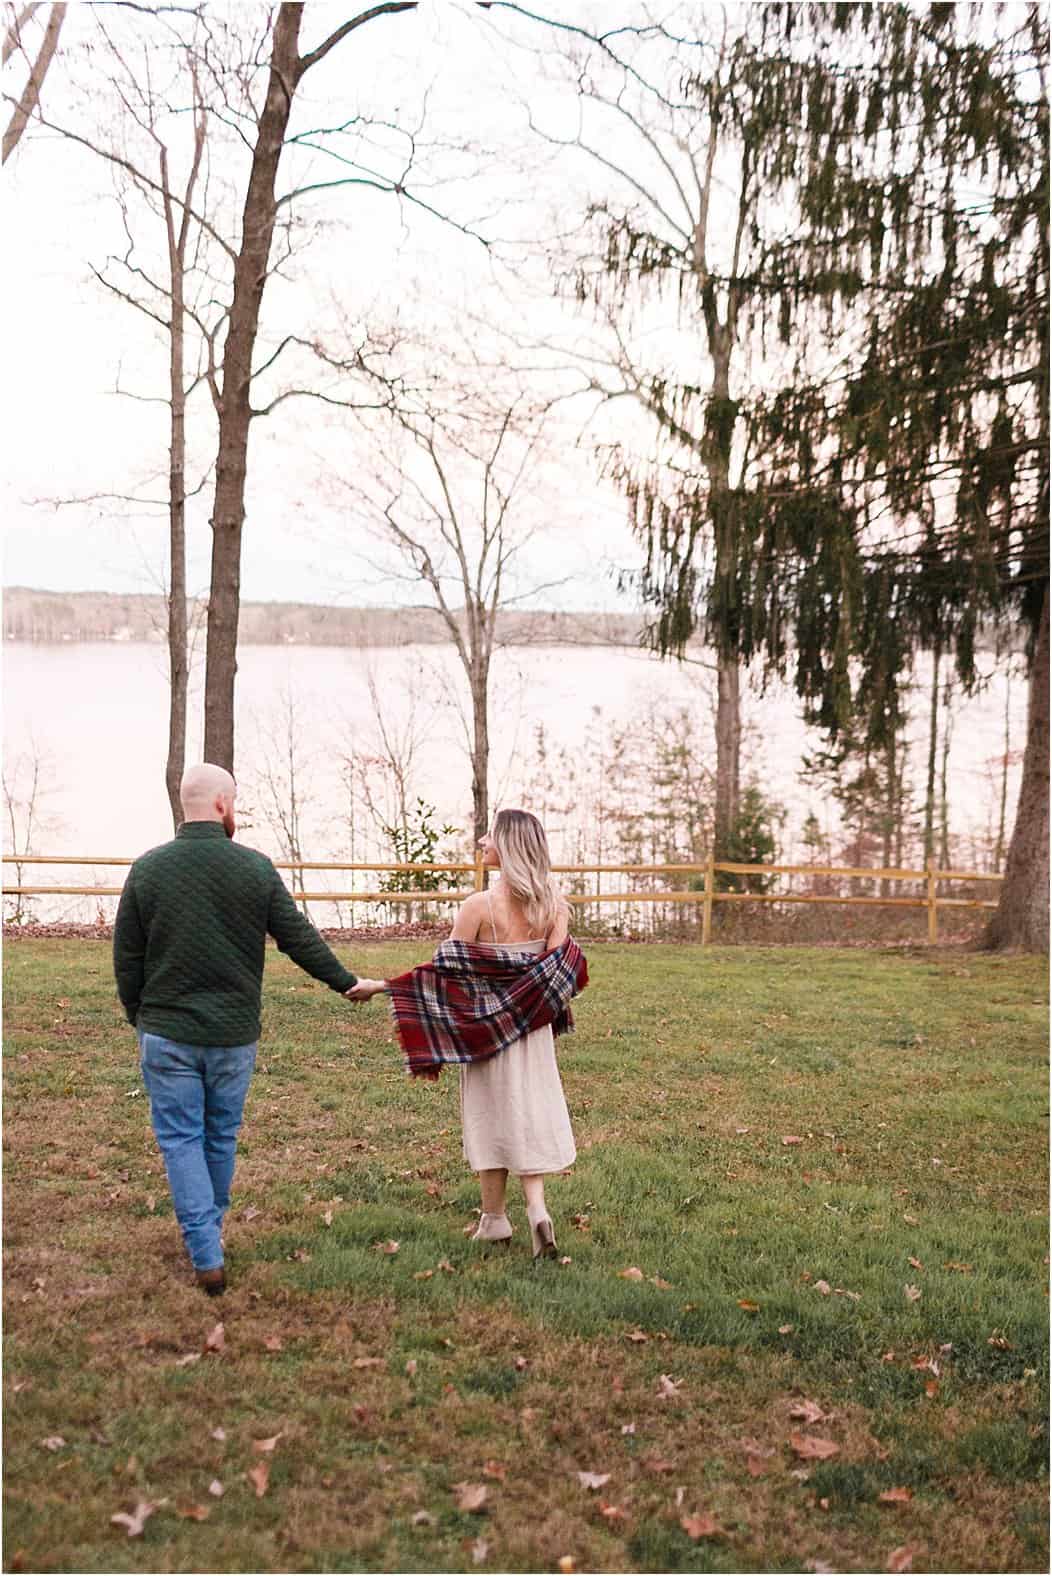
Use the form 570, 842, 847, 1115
349, 809, 586, 1258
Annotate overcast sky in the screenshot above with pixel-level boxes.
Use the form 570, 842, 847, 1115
2, 1, 711, 612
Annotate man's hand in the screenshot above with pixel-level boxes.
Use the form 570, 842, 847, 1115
345, 978, 387, 1001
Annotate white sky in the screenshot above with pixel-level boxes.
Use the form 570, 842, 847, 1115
2, 0, 710, 613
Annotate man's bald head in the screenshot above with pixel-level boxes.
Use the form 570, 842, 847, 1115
180, 763, 237, 831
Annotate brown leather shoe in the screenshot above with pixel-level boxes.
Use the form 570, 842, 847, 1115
195, 1267, 226, 1297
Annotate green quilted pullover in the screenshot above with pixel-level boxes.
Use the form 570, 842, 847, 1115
113, 821, 357, 1046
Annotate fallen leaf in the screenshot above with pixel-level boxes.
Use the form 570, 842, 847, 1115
352, 1357, 386, 1370
289, 1248, 311, 1262
203, 1322, 225, 1354
944, 1261, 973, 1273
176, 1504, 210, 1521
378, 1239, 400, 1255
735, 1125, 750, 1134
782, 1135, 804, 1146
626, 1328, 649, 1343
247, 1461, 270, 1498
242, 1206, 261, 1222
737, 1299, 760, 1314
904, 1284, 921, 1303
618, 1266, 645, 1281
879, 1487, 913, 1504
41, 1437, 66, 1452
413, 1269, 434, 1280
208, 1480, 224, 1498
514, 1356, 528, 1370
436, 1258, 455, 1273
641, 1455, 675, 1474
924, 1378, 939, 1398
650, 1275, 672, 1289
814, 1280, 832, 1296
621, 1422, 636, 1435
576, 1470, 611, 1491
482, 1460, 507, 1481
887, 1545, 917, 1573
173, 1354, 200, 1368
908, 1256, 923, 1270
789, 1400, 826, 1424
262, 1336, 284, 1353
745, 1452, 769, 1477
452, 1482, 488, 1513
902, 1213, 919, 1226
557, 1559, 576, 1574
210, 1427, 226, 1443
110, 1500, 159, 1537
558, 1254, 572, 1265
656, 1374, 683, 1400
681, 1513, 721, 1539
790, 1434, 839, 1460
778, 1323, 793, 1334
405, 1359, 418, 1377
469, 1536, 490, 1564
322, 1209, 334, 1227
145, 1196, 156, 1213
987, 1331, 1013, 1350
411, 1510, 435, 1527
599, 1501, 629, 1523
252, 1432, 283, 1454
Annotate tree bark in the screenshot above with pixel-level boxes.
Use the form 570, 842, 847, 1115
713, 654, 740, 855
923, 640, 940, 864
470, 653, 490, 852
985, 586, 1049, 952
203, 3, 304, 771
2, 0, 64, 163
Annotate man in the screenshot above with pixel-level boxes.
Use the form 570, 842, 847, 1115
113, 762, 358, 1296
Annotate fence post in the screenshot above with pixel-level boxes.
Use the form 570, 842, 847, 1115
926, 860, 938, 944
474, 850, 485, 893
702, 852, 716, 946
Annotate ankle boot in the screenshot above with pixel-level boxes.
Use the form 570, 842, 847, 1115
471, 1212, 513, 1245
527, 1212, 557, 1260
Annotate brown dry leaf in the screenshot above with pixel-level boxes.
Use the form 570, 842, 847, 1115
247, 1461, 270, 1498
414, 1269, 434, 1280
879, 1487, 913, 1504
469, 1536, 490, 1565
110, 1500, 159, 1537
778, 1323, 794, 1334
576, 1470, 611, 1491
887, 1544, 917, 1572
557, 1559, 576, 1574
902, 1213, 920, 1226
262, 1336, 284, 1353
908, 1256, 923, 1270
599, 1502, 629, 1523
378, 1239, 400, 1255
436, 1259, 456, 1273
145, 1196, 156, 1213
252, 1432, 283, 1454
621, 1423, 636, 1436
789, 1400, 826, 1424
176, 1504, 210, 1522
656, 1374, 683, 1400
618, 1266, 645, 1281
681, 1513, 721, 1539
452, 1482, 489, 1513
987, 1331, 1013, 1350
790, 1434, 839, 1460
242, 1206, 261, 1222
782, 1135, 804, 1146
352, 1357, 386, 1370
482, 1460, 507, 1482
626, 1328, 649, 1343
924, 1378, 940, 1398
944, 1261, 973, 1273
41, 1436, 66, 1452
405, 1359, 418, 1377
411, 1511, 435, 1527
558, 1254, 573, 1265
641, 1455, 675, 1474
904, 1284, 922, 1303
174, 1354, 201, 1368
322, 1209, 334, 1227
514, 1356, 528, 1370
208, 1480, 224, 1498
737, 1299, 760, 1314
814, 1279, 832, 1296
289, 1247, 311, 1262
210, 1427, 226, 1443
745, 1452, 769, 1478
203, 1322, 225, 1355
650, 1275, 672, 1289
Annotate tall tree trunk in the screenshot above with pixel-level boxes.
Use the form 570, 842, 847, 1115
707, 335, 741, 858
166, 267, 188, 830
470, 654, 490, 852
923, 640, 940, 864
203, 3, 303, 771
985, 587, 1049, 951
714, 654, 741, 855
938, 679, 952, 872
995, 669, 1011, 869
2, 1, 64, 163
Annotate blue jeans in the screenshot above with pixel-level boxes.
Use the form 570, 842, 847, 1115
139, 1033, 256, 1271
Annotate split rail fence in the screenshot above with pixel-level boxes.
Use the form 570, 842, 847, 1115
3, 854, 1002, 943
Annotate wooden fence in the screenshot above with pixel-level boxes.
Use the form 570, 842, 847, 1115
2, 854, 1002, 943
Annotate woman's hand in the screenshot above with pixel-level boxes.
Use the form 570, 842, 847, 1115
345, 978, 387, 1001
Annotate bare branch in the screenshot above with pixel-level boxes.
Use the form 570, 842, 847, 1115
3, 1, 65, 163
296, 1, 417, 77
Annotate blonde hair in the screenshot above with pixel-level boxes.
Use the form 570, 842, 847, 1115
491, 808, 560, 938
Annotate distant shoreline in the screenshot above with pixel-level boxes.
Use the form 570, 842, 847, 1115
2, 588, 646, 650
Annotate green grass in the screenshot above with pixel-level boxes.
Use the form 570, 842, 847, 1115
3, 939, 1048, 1573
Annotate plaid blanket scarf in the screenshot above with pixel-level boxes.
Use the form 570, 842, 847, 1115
386, 937, 588, 1080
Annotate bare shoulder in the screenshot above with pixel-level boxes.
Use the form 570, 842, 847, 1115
450, 890, 487, 942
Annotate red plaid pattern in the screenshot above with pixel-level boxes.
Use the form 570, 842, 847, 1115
386, 937, 589, 1080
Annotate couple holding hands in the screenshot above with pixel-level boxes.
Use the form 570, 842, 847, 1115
114, 765, 588, 1297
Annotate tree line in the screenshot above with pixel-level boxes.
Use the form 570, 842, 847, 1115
3, 1, 1047, 949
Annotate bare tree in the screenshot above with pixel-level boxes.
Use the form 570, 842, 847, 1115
2, 0, 65, 163
249, 686, 315, 913
2, 743, 57, 925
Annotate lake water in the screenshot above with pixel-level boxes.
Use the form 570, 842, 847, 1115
3, 639, 1022, 923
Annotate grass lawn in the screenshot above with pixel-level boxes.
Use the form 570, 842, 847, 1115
3, 939, 1048, 1574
